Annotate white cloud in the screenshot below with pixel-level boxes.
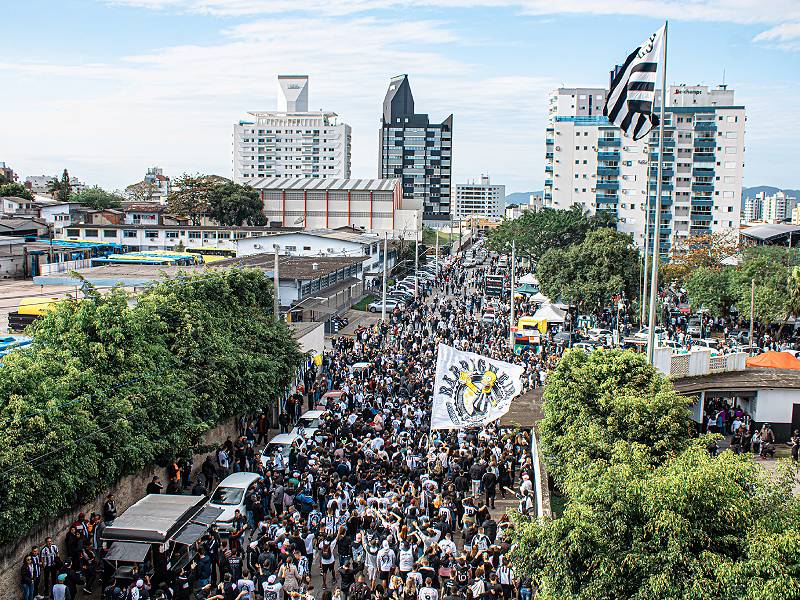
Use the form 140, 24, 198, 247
107, 0, 800, 24
753, 22, 800, 50
0, 16, 551, 191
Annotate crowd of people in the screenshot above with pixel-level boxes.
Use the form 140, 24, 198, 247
21, 248, 547, 600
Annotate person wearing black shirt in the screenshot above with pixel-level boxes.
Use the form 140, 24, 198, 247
146, 476, 164, 495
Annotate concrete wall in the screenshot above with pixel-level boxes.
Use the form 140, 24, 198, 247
0, 418, 239, 600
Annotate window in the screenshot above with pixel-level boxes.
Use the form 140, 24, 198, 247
724, 161, 736, 169
725, 131, 737, 139
723, 191, 734, 198
303, 246, 311, 251
188, 231, 201, 239
103, 230, 117, 238
66, 228, 79, 237
165, 231, 179, 239
123, 230, 137, 238
145, 230, 158, 239
724, 176, 735, 184
84, 229, 98, 238
285, 245, 297, 251
725, 147, 736, 154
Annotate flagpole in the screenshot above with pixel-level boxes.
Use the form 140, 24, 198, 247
640, 163, 652, 326
509, 240, 516, 351
646, 21, 668, 363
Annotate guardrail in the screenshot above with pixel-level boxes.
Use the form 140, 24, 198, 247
653, 347, 747, 378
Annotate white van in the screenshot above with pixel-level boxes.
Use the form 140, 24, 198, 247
207, 472, 261, 532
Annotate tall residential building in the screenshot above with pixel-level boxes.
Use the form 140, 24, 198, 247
379, 75, 453, 226
234, 76, 351, 183
454, 175, 505, 219
544, 84, 746, 255
743, 195, 763, 223
760, 191, 797, 223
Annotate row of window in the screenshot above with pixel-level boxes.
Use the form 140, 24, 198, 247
67, 229, 267, 240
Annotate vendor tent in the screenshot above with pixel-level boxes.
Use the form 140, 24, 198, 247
518, 273, 538, 285
746, 351, 800, 370
531, 304, 566, 323
515, 283, 539, 295
529, 292, 550, 304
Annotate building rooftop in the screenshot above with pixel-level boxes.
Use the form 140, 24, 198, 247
248, 177, 399, 192
212, 253, 365, 279
741, 223, 800, 243
122, 202, 166, 213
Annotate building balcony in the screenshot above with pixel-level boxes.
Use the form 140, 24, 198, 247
544, 193, 552, 200
546, 139, 554, 145
598, 138, 621, 147
692, 167, 715, 177
648, 182, 674, 191
690, 212, 712, 222
545, 179, 553, 187
691, 197, 713, 207
545, 165, 553, 173
598, 151, 620, 160
649, 168, 674, 177
693, 154, 716, 163
597, 167, 620, 176
596, 181, 620, 190
596, 193, 619, 203
650, 138, 676, 147
546, 152, 554, 159
694, 139, 716, 149
650, 153, 675, 162
692, 183, 714, 193
695, 121, 717, 131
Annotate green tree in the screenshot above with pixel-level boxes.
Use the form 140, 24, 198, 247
0, 182, 33, 200
536, 228, 640, 314
788, 266, 800, 320
167, 174, 228, 225
124, 179, 158, 203
488, 205, 615, 264
0, 268, 303, 544
731, 246, 800, 327
511, 444, 800, 600
685, 265, 735, 317
48, 169, 72, 202
207, 182, 266, 226
538, 349, 693, 486
71, 187, 124, 210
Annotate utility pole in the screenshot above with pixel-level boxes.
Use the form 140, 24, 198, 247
414, 217, 420, 299
509, 240, 516, 351
435, 228, 439, 264
272, 244, 280, 322
449, 214, 454, 256
381, 232, 388, 322
748, 278, 755, 347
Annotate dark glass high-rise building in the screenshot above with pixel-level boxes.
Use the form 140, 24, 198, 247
379, 75, 453, 225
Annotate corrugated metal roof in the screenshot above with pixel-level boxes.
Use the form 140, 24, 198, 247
249, 177, 399, 192
741, 223, 800, 242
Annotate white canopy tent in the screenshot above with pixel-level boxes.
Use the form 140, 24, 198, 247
530, 303, 566, 324
529, 291, 550, 304
518, 273, 538, 285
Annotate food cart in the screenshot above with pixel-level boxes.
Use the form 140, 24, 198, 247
101, 495, 223, 585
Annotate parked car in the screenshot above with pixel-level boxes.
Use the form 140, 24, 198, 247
634, 326, 664, 340
659, 339, 683, 351
691, 338, 720, 350
261, 433, 305, 466
587, 328, 612, 342
291, 410, 328, 441
368, 299, 404, 312
553, 331, 581, 346
208, 472, 262, 532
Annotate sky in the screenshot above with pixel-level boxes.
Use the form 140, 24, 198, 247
0, 1, 798, 194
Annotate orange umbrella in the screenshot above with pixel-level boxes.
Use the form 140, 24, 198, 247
746, 351, 800, 370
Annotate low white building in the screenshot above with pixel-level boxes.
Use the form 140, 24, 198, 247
454, 175, 505, 220
237, 228, 398, 281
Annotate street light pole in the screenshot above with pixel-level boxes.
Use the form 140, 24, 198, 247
414, 220, 420, 299
509, 240, 516, 351
381, 232, 388, 322
748, 278, 755, 347
272, 244, 280, 322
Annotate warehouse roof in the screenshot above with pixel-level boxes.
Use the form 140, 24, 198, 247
741, 223, 800, 243
248, 177, 399, 192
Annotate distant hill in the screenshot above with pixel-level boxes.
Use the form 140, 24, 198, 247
742, 186, 800, 208
505, 191, 542, 206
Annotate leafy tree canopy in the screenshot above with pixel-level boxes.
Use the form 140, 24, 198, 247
71, 186, 124, 210
684, 265, 736, 317
207, 181, 266, 226
0, 268, 303, 544
730, 246, 800, 326
536, 228, 640, 313
487, 205, 615, 264
167, 173, 228, 225
0, 182, 33, 201
538, 349, 693, 487
662, 231, 741, 285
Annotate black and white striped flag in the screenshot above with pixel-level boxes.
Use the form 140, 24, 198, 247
604, 25, 665, 140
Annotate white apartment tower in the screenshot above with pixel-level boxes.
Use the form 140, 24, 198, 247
454, 175, 505, 219
760, 191, 797, 224
234, 76, 351, 183
544, 84, 746, 256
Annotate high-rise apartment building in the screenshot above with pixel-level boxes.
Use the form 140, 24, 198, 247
234, 76, 351, 183
743, 195, 763, 224
760, 191, 797, 224
379, 75, 453, 226
544, 84, 745, 255
454, 175, 505, 220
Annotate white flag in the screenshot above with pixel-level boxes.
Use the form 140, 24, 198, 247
431, 344, 525, 430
